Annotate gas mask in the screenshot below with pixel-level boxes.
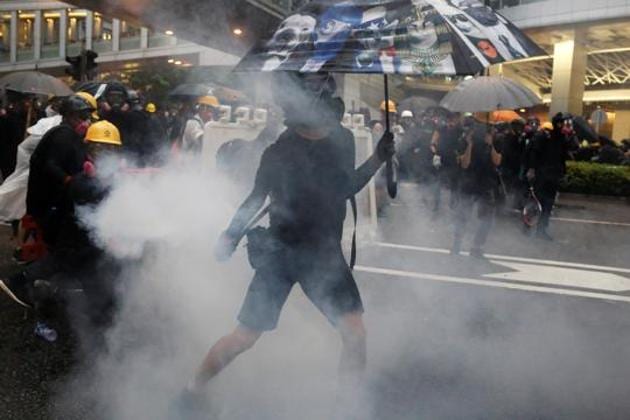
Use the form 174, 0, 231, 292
561, 119, 575, 137
275, 73, 337, 127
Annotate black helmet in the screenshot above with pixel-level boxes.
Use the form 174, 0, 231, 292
60, 95, 93, 118
552, 112, 572, 128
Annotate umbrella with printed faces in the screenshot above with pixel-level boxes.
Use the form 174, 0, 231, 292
236, 0, 545, 198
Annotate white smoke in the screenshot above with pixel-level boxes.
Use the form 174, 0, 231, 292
59, 157, 351, 420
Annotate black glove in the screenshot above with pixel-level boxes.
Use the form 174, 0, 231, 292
377, 131, 395, 162
214, 230, 239, 262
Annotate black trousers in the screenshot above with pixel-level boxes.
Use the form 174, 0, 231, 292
535, 178, 560, 230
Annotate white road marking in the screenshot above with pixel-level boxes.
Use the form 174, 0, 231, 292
355, 265, 630, 304
550, 217, 630, 227
485, 261, 630, 292
375, 242, 630, 275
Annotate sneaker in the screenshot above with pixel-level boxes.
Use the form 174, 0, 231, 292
469, 248, 486, 259
168, 388, 209, 420
0, 276, 32, 308
34, 321, 58, 343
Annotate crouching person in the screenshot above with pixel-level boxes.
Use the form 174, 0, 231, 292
0, 120, 122, 342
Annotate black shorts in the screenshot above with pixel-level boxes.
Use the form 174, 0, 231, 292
237, 241, 363, 332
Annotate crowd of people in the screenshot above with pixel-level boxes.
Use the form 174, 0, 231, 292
0, 83, 225, 343
390, 105, 591, 253
0, 71, 625, 419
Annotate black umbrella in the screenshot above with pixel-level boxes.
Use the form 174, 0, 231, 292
168, 83, 213, 98
0, 71, 72, 97
236, 0, 545, 198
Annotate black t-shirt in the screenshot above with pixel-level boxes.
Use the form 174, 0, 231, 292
530, 130, 569, 180
438, 125, 464, 168
255, 127, 355, 244
460, 142, 497, 194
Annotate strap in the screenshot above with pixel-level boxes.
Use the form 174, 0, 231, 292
349, 196, 357, 270
244, 203, 271, 234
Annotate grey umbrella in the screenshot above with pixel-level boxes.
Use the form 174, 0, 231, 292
168, 83, 213, 98
0, 71, 72, 97
440, 76, 541, 113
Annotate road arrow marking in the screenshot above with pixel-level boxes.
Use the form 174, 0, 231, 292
355, 265, 630, 304
485, 261, 630, 293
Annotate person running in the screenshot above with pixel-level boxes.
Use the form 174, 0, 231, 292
451, 123, 502, 258
172, 72, 395, 418
0, 119, 123, 342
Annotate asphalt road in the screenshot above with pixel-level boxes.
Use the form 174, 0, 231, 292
1, 186, 629, 420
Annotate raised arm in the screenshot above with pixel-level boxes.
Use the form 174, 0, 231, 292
348, 131, 394, 196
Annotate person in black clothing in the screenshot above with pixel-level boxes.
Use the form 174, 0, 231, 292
452, 123, 502, 258
26, 95, 94, 246
0, 119, 122, 342
527, 113, 577, 240
430, 112, 463, 213
497, 119, 525, 209
175, 72, 395, 415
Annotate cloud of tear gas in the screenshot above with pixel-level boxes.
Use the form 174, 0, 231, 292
54, 156, 351, 420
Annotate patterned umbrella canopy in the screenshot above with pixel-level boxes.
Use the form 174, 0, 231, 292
236, 0, 545, 76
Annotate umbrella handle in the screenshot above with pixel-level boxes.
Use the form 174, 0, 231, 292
383, 74, 397, 199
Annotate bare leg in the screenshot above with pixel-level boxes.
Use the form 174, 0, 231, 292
337, 311, 367, 382
335, 312, 367, 419
191, 324, 262, 391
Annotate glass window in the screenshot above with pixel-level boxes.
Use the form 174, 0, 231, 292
0, 14, 11, 63
148, 28, 176, 48
120, 20, 141, 50
92, 13, 113, 53
41, 10, 61, 59
17, 10, 35, 61
66, 9, 88, 56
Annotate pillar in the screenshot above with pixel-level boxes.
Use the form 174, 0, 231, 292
550, 30, 587, 117
34, 11, 42, 60
612, 110, 630, 142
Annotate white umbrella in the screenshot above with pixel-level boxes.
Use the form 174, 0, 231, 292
440, 76, 541, 113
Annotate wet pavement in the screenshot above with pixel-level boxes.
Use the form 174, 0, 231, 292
1, 188, 629, 419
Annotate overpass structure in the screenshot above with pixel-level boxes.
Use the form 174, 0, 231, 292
1, 0, 629, 139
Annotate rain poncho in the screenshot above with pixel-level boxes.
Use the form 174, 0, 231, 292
0, 114, 62, 222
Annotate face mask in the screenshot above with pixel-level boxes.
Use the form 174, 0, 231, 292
74, 120, 91, 137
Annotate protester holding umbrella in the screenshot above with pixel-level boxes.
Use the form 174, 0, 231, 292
173, 72, 394, 418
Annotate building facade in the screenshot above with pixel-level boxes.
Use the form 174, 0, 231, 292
0, 0, 238, 77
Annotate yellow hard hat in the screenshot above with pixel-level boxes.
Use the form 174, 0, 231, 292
85, 120, 122, 146
541, 122, 553, 131
380, 100, 397, 113
76, 91, 99, 120
145, 102, 156, 113
197, 95, 219, 108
